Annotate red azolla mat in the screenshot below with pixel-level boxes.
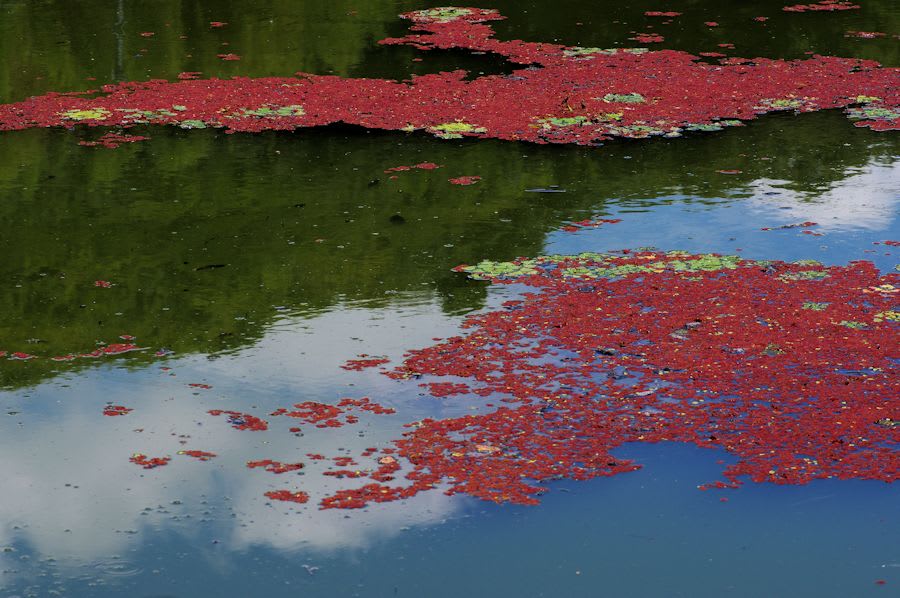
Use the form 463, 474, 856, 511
0, 7, 897, 142
316, 251, 898, 508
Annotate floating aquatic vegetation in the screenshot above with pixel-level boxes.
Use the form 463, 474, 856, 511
629, 34, 664, 44
448, 175, 481, 185
178, 450, 217, 461
269, 397, 395, 430
217, 53, 241, 61
265, 490, 310, 503
103, 405, 133, 417
384, 162, 441, 173
130, 453, 170, 469
783, 1, 860, 12
761, 221, 818, 230
302, 251, 899, 509
1, 8, 896, 144
341, 356, 391, 371
845, 31, 887, 39
247, 460, 304, 473
61, 108, 111, 121
208, 409, 269, 431
803, 302, 829, 311
428, 122, 486, 139
560, 218, 622, 233
602, 93, 646, 104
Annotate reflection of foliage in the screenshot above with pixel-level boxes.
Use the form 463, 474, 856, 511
0, 113, 896, 389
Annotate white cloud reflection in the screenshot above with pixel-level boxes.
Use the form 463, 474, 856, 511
0, 298, 471, 576
746, 159, 900, 231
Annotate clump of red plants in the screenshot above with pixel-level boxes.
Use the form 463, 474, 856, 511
0, 7, 896, 144
312, 250, 897, 508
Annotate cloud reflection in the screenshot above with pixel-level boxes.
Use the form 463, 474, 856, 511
0, 299, 470, 575
747, 159, 900, 231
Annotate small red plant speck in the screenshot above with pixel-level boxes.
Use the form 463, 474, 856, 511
103, 405, 133, 416
217, 53, 241, 61
130, 453, 170, 469
341, 357, 391, 370
265, 490, 309, 503
247, 459, 304, 473
449, 176, 481, 186
178, 450, 217, 461
208, 409, 269, 431
783, 1, 859, 12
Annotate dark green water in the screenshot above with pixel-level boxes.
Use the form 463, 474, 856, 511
0, 2, 897, 596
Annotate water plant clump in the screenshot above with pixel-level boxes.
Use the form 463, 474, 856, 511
1, 8, 896, 144
314, 250, 897, 508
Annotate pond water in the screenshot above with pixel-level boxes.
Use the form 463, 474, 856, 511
0, 1, 897, 596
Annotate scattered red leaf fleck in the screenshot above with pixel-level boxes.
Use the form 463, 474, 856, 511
561, 217, 623, 233
699, 51, 726, 57
9, 352, 36, 361
208, 409, 269, 431
384, 161, 442, 173
783, 1, 860, 12
717, 43, 735, 49
177, 72, 202, 80
341, 356, 391, 370
754, 16, 770, 21
247, 459, 304, 473
705, 22, 719, 27
265, 490, 310, 503
630, 33, 665, 43
879, 240, 900, 246
178, 449, 217, 461
761, 221, 818, 231
94, 280, 112, 288
449, 176, 481, 186
139, 32, 155, 37
103, 405, 133, 416
130, 453, 170, 469
846, 31, 887, 39
210, 21, 228, 28
644, 11, 682, 17
875, 580, 887, 585
217, 53, 241, 61
188, 383, 212, 389
717, 169, 742, 174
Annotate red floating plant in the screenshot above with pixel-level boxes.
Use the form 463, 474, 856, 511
130, 453, 171, 469
103, 405, 133, 416
208, 409, 269, 431
247, 459, 304, 473
1, 8, 894, 147
783, 1, 860, 12
265, 490, 310, 503
178, 449, 217, 461
449, 176, 481, 185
